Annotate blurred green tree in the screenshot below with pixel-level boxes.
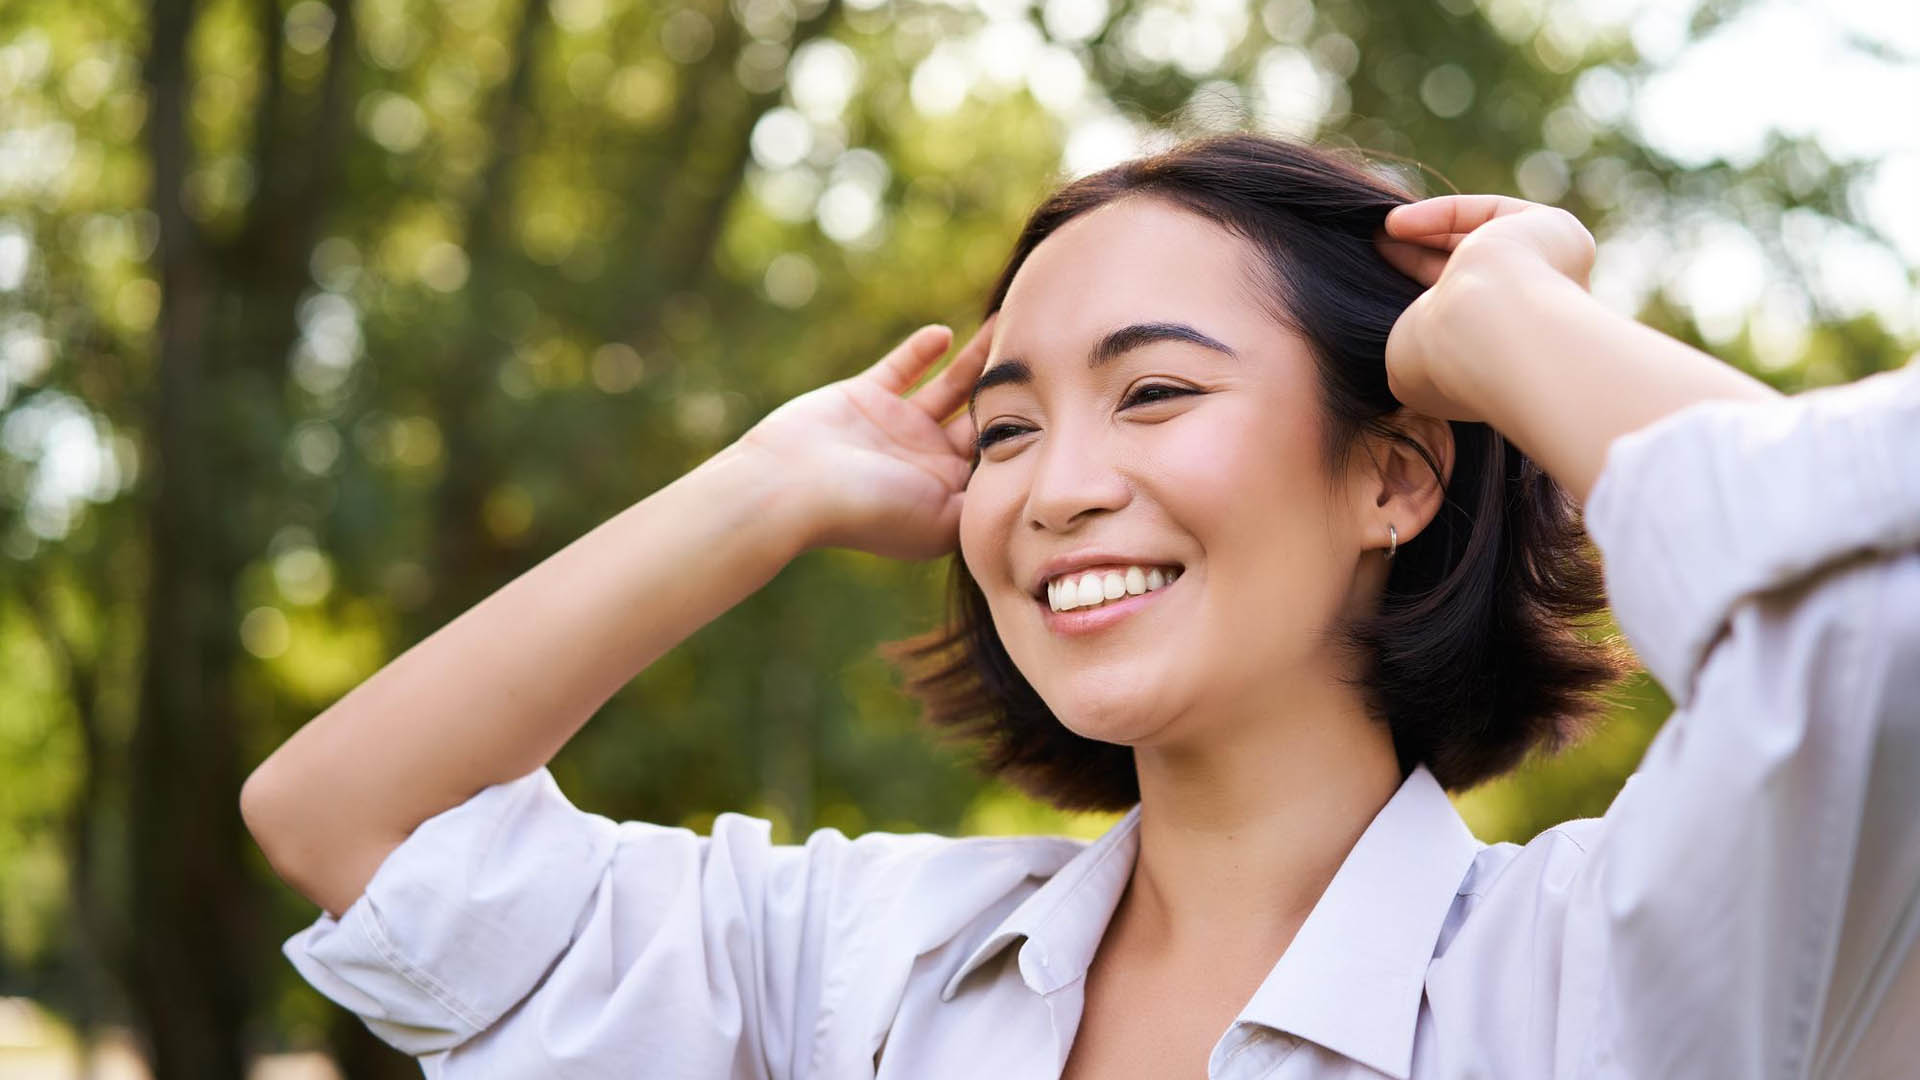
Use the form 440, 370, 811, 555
0, 0, 1912, 1075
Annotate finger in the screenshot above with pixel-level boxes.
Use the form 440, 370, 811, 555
860, 324, 954, 395
1521, 207, 1598, 285
1384, 194, 1532, 241
931, 490, 965, 555
1384, 195, 1537, 242
943, 410, 977, 459
1375, 235, 1449, 287
909, 313, 997, 419
942, 450, 973, 493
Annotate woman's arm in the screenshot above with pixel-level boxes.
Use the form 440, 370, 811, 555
241, 322, 990, 919
1440, 268, 1783, 505
1427, 366, 1920, 1076
1376, 195, 1782, 505
1384, 194, 1920, 1075
241, 448, 805, 918
1566, 365, 1919, 1076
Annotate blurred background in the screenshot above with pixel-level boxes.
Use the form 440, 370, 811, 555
0, 0, 1915, 1074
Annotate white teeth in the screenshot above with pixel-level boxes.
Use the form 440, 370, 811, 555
1045, 564, 1181, 612
1075, 573, 1102, 607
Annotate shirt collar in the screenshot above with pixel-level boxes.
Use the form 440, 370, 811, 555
939, 801, 1142, 1001
1235, 763, 1483, 1078
937, 764, 1483, 1080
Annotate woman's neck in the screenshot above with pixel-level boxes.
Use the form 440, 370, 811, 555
1122, 689, 1406, 957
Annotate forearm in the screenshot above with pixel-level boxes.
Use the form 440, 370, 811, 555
1446, 269, 1782, 507
241, 443, 809, 917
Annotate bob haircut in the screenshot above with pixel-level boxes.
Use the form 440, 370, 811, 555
884, 133, 1637, 812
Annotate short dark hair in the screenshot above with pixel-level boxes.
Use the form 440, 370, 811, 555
883, 133, 1636, 812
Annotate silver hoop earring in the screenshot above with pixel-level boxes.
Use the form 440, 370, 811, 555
1386, 523, 1397, 560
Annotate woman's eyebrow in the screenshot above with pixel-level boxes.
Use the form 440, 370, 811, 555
1091, 321, 1238, 366
968, 321, 1236, 418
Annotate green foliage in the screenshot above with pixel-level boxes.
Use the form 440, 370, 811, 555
0, 0, 1913, 1073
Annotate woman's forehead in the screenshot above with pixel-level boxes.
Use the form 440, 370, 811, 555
992, 198, 1284, 366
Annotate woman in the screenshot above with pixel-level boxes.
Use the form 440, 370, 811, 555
241, 135, 1920, 1078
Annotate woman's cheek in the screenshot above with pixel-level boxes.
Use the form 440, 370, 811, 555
957, 468, 1010, 586
1143, 420, 1259, 516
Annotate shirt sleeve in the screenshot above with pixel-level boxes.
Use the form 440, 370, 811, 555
281, 765, 944, 1078
1570, 359, 1920, 1078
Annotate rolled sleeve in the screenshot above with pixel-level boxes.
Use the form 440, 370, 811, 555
1569, 360, 1920, 1078
282, 768, 620, 1056
282, 765, 955, 1077
1581, 361, 1920, 709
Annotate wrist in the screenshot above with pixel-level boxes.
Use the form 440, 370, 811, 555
1428, 254, 1595, 421
702, 438, 824, 561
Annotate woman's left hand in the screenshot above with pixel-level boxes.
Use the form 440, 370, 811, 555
1374, 194, 1597, 424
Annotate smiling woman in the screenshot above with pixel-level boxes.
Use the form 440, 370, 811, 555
242, 132, 1920, 1080
888, 136, 1633, 813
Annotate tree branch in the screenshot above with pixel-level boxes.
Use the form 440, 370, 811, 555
656, 0, 844, 287
617, 0, 843, 346
144, 0, 207, 294
291, 0, 358, 240
230, 0, 287, 266
412, 0, 555, 630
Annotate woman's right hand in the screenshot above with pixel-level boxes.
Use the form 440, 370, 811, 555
1374, 194, 1596, 425
735, 317, 994, 561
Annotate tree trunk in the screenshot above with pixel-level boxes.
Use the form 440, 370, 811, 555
125, 0, 256, 1074
124, 0, 356, 1072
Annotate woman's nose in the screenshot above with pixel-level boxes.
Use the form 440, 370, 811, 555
1023, 433, 1130, 533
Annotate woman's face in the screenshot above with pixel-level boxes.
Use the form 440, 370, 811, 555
958, 195, 1387, 749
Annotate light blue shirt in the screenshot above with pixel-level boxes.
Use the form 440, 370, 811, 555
284, 360, 1920, 1078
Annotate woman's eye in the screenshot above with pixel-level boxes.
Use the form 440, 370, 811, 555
975, 387, 1193, 454
974, 423, 1030, 451
1123, 383, 1196, 407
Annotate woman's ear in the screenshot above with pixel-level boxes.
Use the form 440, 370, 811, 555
1357, 411, 1455, 546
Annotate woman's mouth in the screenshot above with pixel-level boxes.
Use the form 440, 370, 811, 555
1037, 565, 1183, 634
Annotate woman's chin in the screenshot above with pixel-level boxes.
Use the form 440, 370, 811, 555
1047, 693, 1176, 747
